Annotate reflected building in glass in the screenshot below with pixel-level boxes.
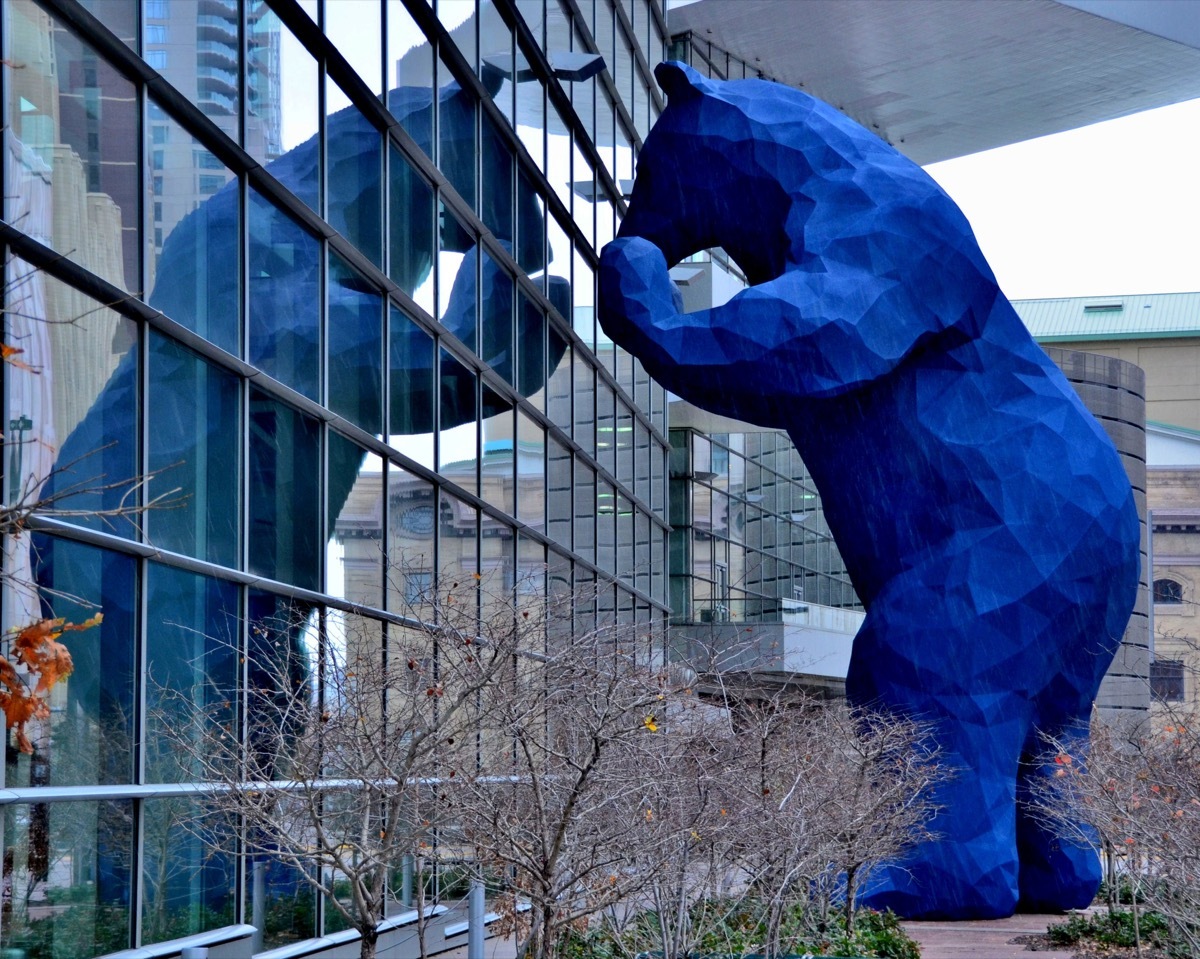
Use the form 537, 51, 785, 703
1, 0, 669, 953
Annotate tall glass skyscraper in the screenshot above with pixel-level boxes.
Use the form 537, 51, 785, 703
1, 0, 671, 953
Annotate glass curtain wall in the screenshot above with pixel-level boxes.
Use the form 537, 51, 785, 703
0, 0, 668, 952
669, 428, 861, 626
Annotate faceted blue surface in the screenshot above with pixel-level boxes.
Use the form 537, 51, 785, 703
599, 62, 1140, 920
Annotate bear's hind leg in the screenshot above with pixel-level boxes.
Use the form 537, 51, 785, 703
1015, 722, 1103, 912
847, 580, 1031, 919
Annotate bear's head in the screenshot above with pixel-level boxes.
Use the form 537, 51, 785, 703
620, 61, 862, 284
619, 62, 962, 288
619, 62, 793, 283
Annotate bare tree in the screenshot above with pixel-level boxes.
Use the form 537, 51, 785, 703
807, 702, 948, 935
447, 608, 713, 959
151, 577, 530, 959
1032, 713, 1200, 956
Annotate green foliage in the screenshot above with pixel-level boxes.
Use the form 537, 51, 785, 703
830, 909, 921, 959
265, 888, 317, 943
3, 905, 129, 959
1047, 910, 1170, 950
566, 899, 920, 958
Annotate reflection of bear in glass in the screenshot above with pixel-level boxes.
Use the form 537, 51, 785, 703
600, 61, 1139, 921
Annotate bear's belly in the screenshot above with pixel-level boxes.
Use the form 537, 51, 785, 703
792, 344, 1139, 610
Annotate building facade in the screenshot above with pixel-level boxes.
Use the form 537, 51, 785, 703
1, 0, 669, 954
1016, 294, 1200, 719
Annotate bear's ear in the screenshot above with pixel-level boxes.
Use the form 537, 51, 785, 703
655, 61, 710, 103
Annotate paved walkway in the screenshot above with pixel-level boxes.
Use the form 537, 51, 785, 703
902, 913, 1075, 959
435, 911, 1078, 958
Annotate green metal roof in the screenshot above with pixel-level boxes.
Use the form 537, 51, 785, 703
1011, 292, 1200, 342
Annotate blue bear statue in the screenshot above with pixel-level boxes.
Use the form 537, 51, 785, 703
599, 62, 1140, 920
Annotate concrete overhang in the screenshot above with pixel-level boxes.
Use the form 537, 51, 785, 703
668, 0, 1200, 164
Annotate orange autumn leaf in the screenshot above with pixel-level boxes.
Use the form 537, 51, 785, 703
1, 343, 39, 373
0, 614, 100, 753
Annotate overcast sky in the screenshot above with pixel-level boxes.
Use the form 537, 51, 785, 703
923, 97, 1200, 302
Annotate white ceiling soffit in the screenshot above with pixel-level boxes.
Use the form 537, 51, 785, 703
667, 0, 1200, 165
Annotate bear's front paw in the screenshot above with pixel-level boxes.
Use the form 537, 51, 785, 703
598, 237, 682, 346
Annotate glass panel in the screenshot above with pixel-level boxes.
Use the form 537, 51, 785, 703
146, 100, 240, 356
389, 144, 436, 313
481, 386, 514, 516
439, 206, 478, 352
597, 478, 615, 572
651, 437, 665, 515
616, 118, 634, 191
481, 111, 515, 243
634, 357, 651, 423
596, 383, 616, 477
327, 84, 384, 266
516, 533, 545, 614
328, 433, 384, 608
439, 488, 478, 588
517, 291, 545, 409
439, 349, 479, 497
480, 521, 514, 619
635, 421, 650, 505
547, 549, 572, 620
573, 249, 595, 348
547, 101, 573, 214
546, 329, 571, 433
246, 590, 318, 782
596, 175, 616, 252
517, 168, 545, 279
573, 351, 595, 457
0, 800, 133, 957
480, 1, 514, 123
439, 0, 477, 73
574, 566, 595, 633
387, 0, 435, 148
387, 463, 437, 615
597, 582, 615, 628
546, 435, 571, 549
326, 0, 382, 93
516, 410, 544, 530
480, 249, 514, 381
141, 798, 237, 942
249, 389, 321, 590
389, 306, 436, 468
651, 523, 665, 603
6, 536, 135, 785
144, 563, 239, 783
253, 861, 317, 951
248, 188, 320, 400
515, 0, 544, 43
635, 509, 651, 594
4, 261, 140, 539
595, 87, 616, 183
616, 400, 634, 485
147, 332, 240, 566
618, 492, 634, 583
388, 307, 436, 468
328, 252, 384, 433
439, 55, 476, 208
546, 211, 572, 318
570, 143, 596, 253
83, 0, 136, 45
6, 2, 139, 290
515, 66, 545, 172
247, 3, 320, 212
573, 459, 595, 563
148, 0, 240, 136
